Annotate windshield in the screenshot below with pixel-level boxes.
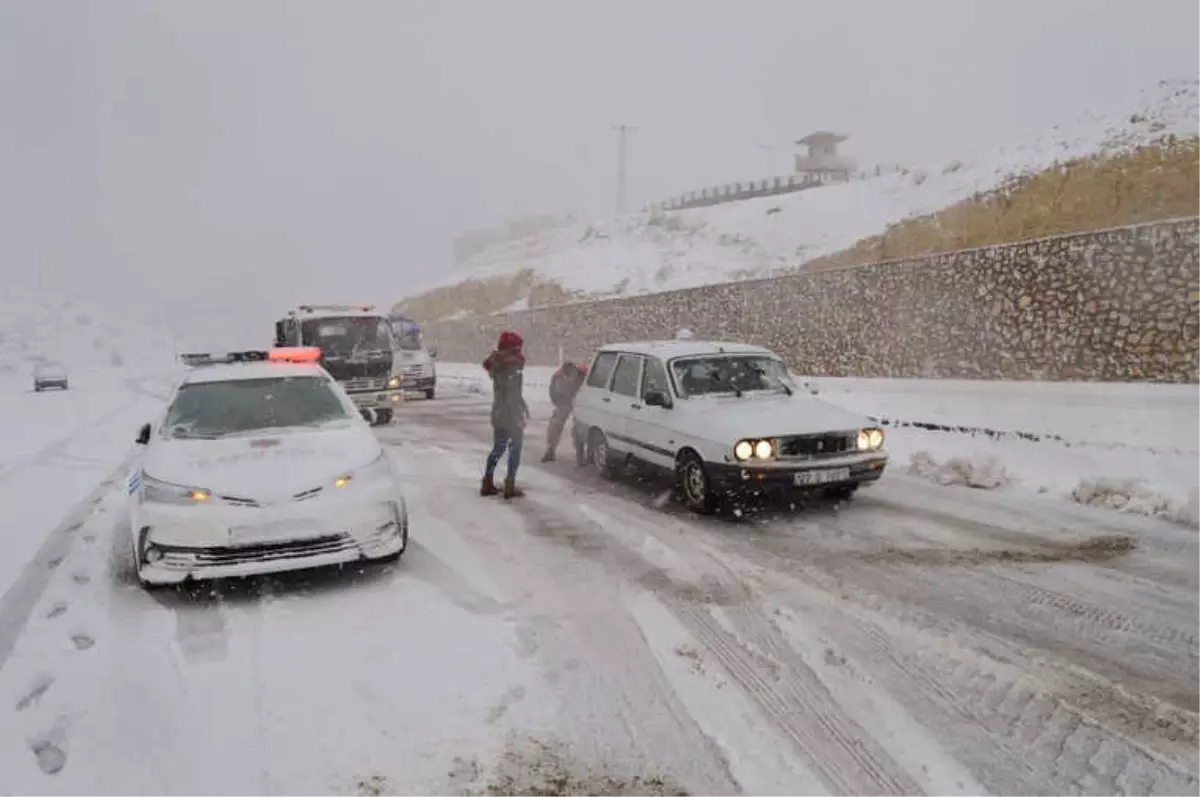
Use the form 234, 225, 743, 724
391, 319, 424, 351
301, 317, 391, 356
670, 355, 794, 397
163, 376, 352, 438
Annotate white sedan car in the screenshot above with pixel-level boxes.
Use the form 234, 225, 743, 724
124, 348, 408, 587
572, 340, 888, 513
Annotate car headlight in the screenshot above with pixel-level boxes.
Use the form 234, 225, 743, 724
857, 427, 885, 450
387, 376, 401, 389
141, 473, 212, 505
734, 439, 775, 461
332, 451, 393, 490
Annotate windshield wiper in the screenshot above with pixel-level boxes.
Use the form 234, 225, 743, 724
748, 364, 793, 396
706, 368, 742, 398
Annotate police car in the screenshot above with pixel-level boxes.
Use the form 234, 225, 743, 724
572, 340, 888, 513
124, 347, 408, 587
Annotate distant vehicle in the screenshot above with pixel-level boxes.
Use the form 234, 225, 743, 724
388, 313, 437, 399
572, 340, 888, 514
124, 347, 409, 588
33, 361, 69, 392
274, 304, 404, 426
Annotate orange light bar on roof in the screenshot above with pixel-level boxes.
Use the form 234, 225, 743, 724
268, 347, 322, 363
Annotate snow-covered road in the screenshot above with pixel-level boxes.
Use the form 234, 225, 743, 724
0, 387, 1196, 795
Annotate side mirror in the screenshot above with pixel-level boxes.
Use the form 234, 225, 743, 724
429, 347, 438, 359
643, 389, 671, 408
136, 423, 151, 445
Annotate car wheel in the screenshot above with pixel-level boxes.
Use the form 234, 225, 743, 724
424, 388, 435, 400
375, 510, 409, 562
374, 409, 393, 426
589, 429, 618, 479
676, 451, 718, 514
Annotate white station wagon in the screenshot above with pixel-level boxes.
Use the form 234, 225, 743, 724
572, 340, 888, 513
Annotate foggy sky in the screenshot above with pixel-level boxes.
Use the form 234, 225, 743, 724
0, 0, 1195, 342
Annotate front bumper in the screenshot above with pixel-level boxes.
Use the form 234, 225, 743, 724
708, 453, 888, 493
134, 497, 408, 585
402, 375, 435, 391
346, 388, 405, 410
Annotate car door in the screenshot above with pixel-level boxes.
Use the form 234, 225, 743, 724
575, 350, 619, 436
626, 355, 676, 469
605, 354, 644, 456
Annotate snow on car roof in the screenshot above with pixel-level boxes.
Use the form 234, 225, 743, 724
181, 361, 329, 385
597, 340, 778, 360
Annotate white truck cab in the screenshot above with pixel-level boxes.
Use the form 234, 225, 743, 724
388, 314, 437, 400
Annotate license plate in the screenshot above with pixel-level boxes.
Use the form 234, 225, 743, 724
794, 468, 850, 487
352, 394, 376, 408
229, 519, 319, 544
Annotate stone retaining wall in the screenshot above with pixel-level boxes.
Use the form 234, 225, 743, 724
422, 218, 1199, 382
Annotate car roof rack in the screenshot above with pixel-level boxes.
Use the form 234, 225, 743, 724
292, 304, 375, 314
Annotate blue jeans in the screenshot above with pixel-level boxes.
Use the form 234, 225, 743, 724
485, 427, 524, 483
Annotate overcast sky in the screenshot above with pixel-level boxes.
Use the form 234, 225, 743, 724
0, 0, 1195, 340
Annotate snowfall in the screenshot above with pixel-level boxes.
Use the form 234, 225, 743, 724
0, 286, 1196, 795
410, 77, 1199, 314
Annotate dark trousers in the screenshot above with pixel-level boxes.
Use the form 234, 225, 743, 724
485, 426, 524, 483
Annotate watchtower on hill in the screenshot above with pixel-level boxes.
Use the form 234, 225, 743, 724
794, 131, 854, 183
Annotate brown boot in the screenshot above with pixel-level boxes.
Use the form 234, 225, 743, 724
503, 478, 524, 500
480, 477, 500, 497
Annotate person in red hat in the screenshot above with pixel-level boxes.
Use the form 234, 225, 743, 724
542, 360, 589, 463
481, 330, 530, 499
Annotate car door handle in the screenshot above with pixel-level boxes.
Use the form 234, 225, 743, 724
630, 403, 642, 410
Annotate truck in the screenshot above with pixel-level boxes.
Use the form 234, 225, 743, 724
274, 304, 404, 426
387, 313, 437, 400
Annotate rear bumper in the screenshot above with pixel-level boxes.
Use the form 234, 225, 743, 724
136, 500, 407, 585
708, 455, 888, 493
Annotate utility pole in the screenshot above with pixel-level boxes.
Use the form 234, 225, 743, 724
756, 143, 775, 177
612, 124, 638, 217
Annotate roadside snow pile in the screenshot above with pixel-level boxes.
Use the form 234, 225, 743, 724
1071, 479, 1200, 527
908, 451, 1014, 489
411, 77, 1197, 310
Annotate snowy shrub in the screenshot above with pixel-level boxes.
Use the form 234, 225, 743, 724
908, 450, 1013, 489
1071, 478, 1199, 527
942, 160, 964, 174
108, 350, 125, 367
911, 169, 929, 186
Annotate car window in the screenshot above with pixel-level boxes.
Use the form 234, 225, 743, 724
641, 357, 669, 396
610, 355, 643, 397
163, 376, 353, 439
587, 352, 618, 388
670, 355, 794, 397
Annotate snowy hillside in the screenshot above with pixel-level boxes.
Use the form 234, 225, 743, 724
0, 286, 177, 386
409, 77, 1198, 311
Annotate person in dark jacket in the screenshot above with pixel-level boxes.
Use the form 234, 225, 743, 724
541, 361, 588, 463
481, 330, 530, 499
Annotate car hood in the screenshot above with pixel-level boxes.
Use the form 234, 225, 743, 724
143, 423, 382, 500
678, 392, 873, 440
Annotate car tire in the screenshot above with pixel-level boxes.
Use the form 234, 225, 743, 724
374, 512, 409, 563
676, 451, 718, 514
424, 388, 435, 400
589, 429, 618, 479
374, 409, 393, 426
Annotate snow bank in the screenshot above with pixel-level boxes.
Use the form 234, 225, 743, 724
411, 77, 1198, 305
908, 451, 1013, 489
1071, 479, 1199, 528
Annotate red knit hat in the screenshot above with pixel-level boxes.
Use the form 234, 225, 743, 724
497, 330, 523, 351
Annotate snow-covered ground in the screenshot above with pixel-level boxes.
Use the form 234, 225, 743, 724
437, 362, 1199, 526
2, 384, 1194, 794
410, 78, 1198, 309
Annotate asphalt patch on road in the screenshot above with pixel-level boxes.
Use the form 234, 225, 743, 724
859, 533, 1137, 567
455, 734, 689, 796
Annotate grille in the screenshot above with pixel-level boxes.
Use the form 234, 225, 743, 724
777, 432, 855, 459
159, 534, 356, 568
293, 486, 324, 502
343, 376, 386, 392
220, 495, 260, 508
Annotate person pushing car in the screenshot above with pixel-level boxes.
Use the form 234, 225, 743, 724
541, 360, 588, 463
